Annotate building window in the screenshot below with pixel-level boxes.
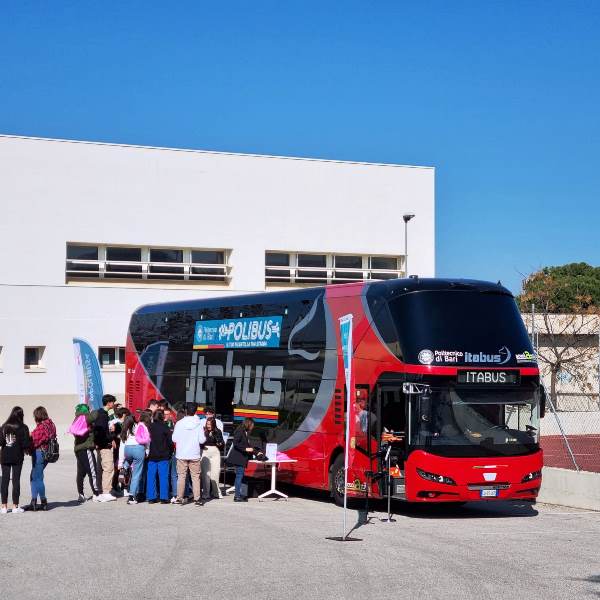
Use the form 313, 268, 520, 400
106, 246, 142, 278
266, 252, 291, 283
191, 250, 227, 282
297, 254, 327, 283
66, 244, 99, 278
149, 248, 184, 279
334, 255, 363, 281
370, 256, 400, 279
24, 346, 45, 371
66, 244, 231, 284
99, 346, 126, 369
265, 251, 404, 285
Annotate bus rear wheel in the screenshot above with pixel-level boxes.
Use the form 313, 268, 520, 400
330, 454, 345, 507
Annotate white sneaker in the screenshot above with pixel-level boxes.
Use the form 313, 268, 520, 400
0, 508, 8, 514
11, 507, 24, 513
92, 495, 102, 502
99, 493, 116, 502
127, 496, 138, 505
170, 496, 177, 504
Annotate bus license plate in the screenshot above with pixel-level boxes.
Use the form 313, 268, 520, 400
480, 489, 498, 498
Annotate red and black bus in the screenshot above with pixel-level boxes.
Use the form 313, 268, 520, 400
125, 278, 543, 505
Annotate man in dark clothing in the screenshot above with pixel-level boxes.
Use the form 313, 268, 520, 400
94, 394, 117, 502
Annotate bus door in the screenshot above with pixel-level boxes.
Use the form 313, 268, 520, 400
375, 384, 408, 499
208, 378, 236, 433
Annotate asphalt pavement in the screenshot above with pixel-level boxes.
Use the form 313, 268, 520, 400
0, 456, 598, 600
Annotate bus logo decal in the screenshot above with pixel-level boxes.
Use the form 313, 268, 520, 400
193, 316, 283, 349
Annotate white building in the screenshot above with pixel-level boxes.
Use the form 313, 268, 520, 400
0, 134, 435, 427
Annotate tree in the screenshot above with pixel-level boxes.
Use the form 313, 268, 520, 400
517, 263, 600, 314
518, 265, 600, 407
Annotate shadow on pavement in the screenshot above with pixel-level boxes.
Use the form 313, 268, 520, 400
275, 481, 539, 519
46, 499, 82, 510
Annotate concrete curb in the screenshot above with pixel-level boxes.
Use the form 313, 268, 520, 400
538, 466, 600, 511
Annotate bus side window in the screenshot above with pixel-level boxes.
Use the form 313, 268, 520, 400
269, 379, 299, 444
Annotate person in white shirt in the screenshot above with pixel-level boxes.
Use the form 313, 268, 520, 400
198, 406, 224, 432
172, 403, 206, 506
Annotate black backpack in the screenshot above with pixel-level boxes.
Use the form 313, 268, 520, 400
43, 436, 60, 463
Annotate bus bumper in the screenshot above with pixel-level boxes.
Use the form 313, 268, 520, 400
403, 449, 544, 503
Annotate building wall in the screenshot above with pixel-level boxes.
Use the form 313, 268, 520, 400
0, 135, 435, 406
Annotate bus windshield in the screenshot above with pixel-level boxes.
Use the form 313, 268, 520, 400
410, 387, 540, 457
386, 290, 534, 367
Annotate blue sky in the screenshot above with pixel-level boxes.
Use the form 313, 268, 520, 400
1, 1, 599, 292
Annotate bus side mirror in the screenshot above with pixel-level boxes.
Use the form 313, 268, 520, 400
540, 387, 546, 419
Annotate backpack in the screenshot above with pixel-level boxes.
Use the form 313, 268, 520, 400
135, 422, 150, 445
68, 414, 90, 437
43, 436, 60, 463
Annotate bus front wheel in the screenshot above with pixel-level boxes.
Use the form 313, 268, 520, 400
330, 454, 345, 507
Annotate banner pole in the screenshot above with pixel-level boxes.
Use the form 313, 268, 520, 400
339, 314, 353, 541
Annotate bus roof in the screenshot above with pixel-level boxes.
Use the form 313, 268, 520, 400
131, 278, 513, 317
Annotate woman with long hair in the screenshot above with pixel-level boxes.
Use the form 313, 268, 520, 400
0, 406, 31, 513
225, 417, 262, 502
201, 417, 224, 500
24, 406, 57, 511
118, 411, 151, 505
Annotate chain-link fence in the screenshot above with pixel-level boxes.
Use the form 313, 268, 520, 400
541, 392, 600, 472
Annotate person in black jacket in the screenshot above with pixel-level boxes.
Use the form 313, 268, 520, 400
146, 410, 173, 504
226, 418, 263, 502
94, 394, 117, 502
0, 406, 31, 514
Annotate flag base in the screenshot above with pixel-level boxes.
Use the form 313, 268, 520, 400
325, 536, 362, 542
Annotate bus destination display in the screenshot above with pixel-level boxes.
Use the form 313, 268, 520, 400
457, 370, 520, 386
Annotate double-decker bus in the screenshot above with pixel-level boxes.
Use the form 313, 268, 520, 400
125, 278, 544, 505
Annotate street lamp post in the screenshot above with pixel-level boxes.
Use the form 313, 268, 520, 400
403, 213, 415, 277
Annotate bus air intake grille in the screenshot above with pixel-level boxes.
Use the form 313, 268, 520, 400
467, 483, 511, 490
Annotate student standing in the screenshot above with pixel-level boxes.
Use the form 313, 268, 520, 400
201, 417, 225, 500
172, 403, 205, 506
94, 394, 117, 502
226, 418, 260, 503
24, 406, 56, 511
0, 406, 31, 513
146, 410, 172, 504
72, 404, 100, 502
118, 412, 151, 505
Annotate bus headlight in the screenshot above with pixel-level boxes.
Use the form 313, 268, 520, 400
416, 468, 456, 486
521, 470, 542, 483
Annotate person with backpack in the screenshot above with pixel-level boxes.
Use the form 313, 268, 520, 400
0, 406, 31, 513
172, 403, 205, 506
70, 404, 101, 502
146, 409, 173, 504
118, 412, 151, 505
24, 406, 57, 511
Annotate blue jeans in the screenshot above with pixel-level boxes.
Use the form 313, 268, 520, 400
124, 445, 146, 497
146, 460, 169, 501
234, 465, 245, 498
30, 449, 47, 501
169, 455, 178, 497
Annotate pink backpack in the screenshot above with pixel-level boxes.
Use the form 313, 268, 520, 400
135, 422, 150, 445
68, 414, 90, 437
